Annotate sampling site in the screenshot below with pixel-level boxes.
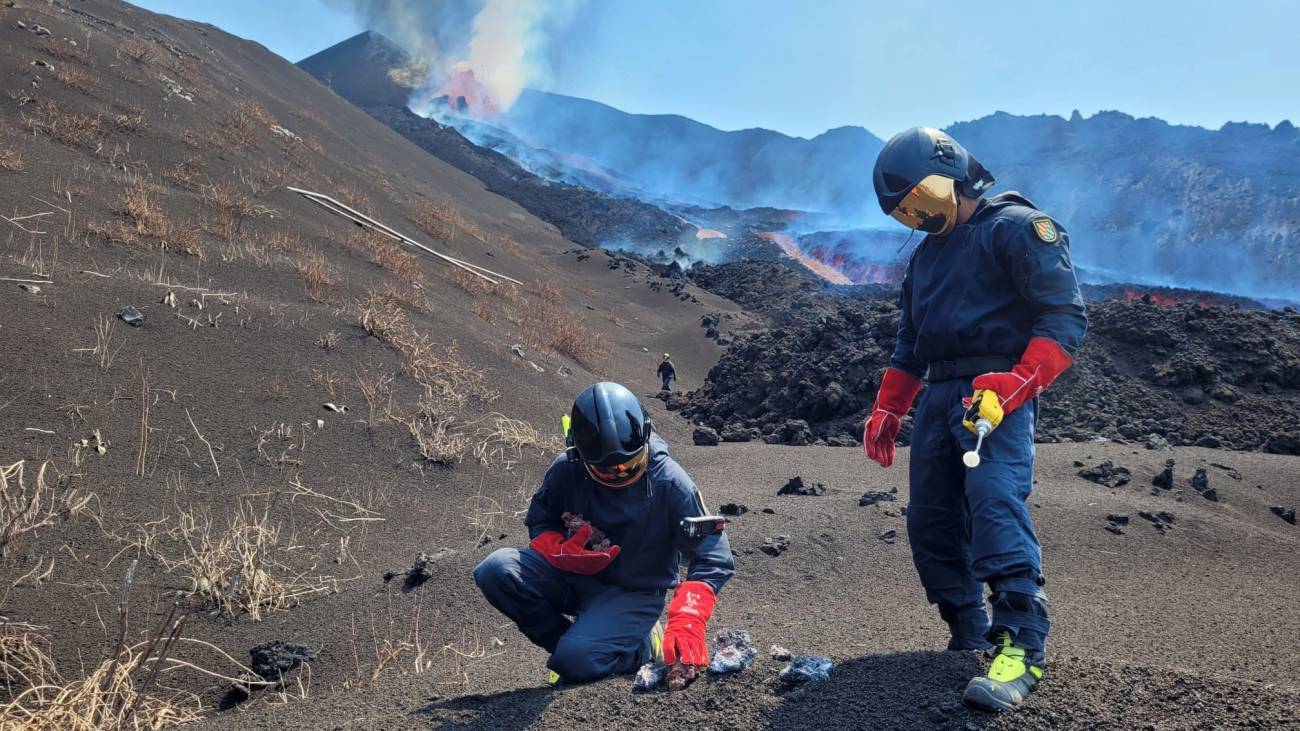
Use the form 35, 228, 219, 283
0, 1, 1297, 729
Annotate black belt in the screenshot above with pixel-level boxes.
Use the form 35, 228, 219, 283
925, 355, 1017, 382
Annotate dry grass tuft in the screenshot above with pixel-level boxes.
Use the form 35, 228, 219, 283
41, 39, 93, 66
334, 186, 375, 218
239, 99, 276, 127
121, 182, 168, 238
0, 146, 22, 173
448, 267, 492, 296
409, 199, 484, 243
471, 299, 497, 324
21, 101, 104, 149
0, 461, 92, 558
164, 155, 204, 189
113, 107, 147, 133
55, 65, 98, 95
201, 180, 254, 239
117, 38, 159, 65
218, 107, 258, 149
134, 498, 334, 620
295, 251, 337, 302
402, 397, 469, 466
0, 621, 57, 690
517, 283, 607, 368
266, 230, 304, 253
473, 414, 562, 467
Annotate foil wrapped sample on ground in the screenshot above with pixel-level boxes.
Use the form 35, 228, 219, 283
778, 655, 833, 685
708, 628, 756, 675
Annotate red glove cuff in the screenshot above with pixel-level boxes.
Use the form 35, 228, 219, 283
667, 580, 717, 621
875, 367, 924, 416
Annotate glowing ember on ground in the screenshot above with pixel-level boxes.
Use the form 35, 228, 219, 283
759, 232, 852, 285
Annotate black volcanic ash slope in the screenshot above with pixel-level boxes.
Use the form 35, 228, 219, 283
680, 263, 1300, 452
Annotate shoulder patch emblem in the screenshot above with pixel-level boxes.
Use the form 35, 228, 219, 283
1032, 217, 1059, 243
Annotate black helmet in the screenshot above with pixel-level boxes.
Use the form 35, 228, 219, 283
872, 127, 994, 236
569, 382, 652, 488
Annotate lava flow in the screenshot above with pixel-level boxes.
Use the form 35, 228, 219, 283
759, 232, 852, 285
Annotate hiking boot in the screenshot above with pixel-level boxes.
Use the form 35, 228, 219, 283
962, 632, 1043, 712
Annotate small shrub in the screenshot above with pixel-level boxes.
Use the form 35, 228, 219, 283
116, 38, 158, 65
21, 101, 104, 149
296, 251, 336, 301
165, 154, 204, 189
0, 147, 22, 173
0, 461, 92, 557
55, 66, 98, 95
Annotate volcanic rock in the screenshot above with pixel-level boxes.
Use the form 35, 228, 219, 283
858, 488, 898, 507
778, 476, 826, 496
759, 535, 790, 556
778, 655, 833, 685
769, 645, 792, 661
1146, 434, 1172, 450
1078, 461, 1132, 488
1153, 459, 1176, 490
561, 512, 611, 551
1190, 467, 1219, 502
708, 629, 756, 675
386, 548, 457, 592
665, 663, 701, 691
249, 641, 314, 682
1265, 432, 1300, 455
117, 306, 144, 327
1139, 511, 1176, 535
878, 529, 897, 544
720, 424, 753, 442
719, 503, 748, 517
1104, 514, 1130, 535
632, 662, 665, 692
692, 427, 720, 446
1270, 506, 1296, 525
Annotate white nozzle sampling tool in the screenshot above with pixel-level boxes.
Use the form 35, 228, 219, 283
963, 418, 994, 468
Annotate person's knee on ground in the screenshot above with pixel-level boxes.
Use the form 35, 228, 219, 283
547, 632, 645, 684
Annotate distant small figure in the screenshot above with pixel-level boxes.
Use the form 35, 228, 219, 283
657, 354, 676, 391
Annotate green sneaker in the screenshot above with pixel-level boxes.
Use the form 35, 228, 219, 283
962, 632, 1043, 712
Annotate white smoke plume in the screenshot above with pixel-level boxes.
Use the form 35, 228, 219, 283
326, 0, 584, 111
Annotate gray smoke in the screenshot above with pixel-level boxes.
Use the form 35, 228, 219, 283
325, 0, 585, 109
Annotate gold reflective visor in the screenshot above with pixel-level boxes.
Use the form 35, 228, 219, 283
585, 448, 648, 489
889, 174, 958, 236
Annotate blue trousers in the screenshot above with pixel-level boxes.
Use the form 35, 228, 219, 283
906, 378, 1050, 654
473, 547, 665, 682
661, 375, 673, 391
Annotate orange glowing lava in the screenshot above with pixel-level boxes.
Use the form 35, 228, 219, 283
434, 66, 500, 117
759, 232, 852, 285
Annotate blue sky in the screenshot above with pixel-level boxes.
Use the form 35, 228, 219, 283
136, 0, 1298, 139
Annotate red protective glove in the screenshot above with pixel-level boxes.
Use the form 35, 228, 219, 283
862, 367, 924, 468
971, 337, 1073, 416
529, 524, 621, 575
663, 580, 717, 666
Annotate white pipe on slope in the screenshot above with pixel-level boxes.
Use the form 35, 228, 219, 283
286, 186, 523, 286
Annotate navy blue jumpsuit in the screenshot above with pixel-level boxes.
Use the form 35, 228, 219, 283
891, 192, 1086, 654
474, 433, 733, 682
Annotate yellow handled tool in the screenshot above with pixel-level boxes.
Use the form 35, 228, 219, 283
962, 389, 1004, 468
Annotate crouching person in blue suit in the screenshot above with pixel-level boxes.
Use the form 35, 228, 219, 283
474, 382, 733, 684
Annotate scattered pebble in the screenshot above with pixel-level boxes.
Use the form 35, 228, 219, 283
30, 24, 50, 36
17, 283, 40, 294
858, 487, 898, 507
1138, 510, 1176, 535
1210, 462, 1242, 480
778, 655, 833, 685
322, 402, 349, 413
384, 549, 457, 592
510, 344, 526, 358
708, 629, 756, 675
769, 645, 792, 661
878, 529, 897, 544
117, 306, 145, 327
1270, 506, 1296, 525
778, 476, 825, 496
759, 535, 789, 557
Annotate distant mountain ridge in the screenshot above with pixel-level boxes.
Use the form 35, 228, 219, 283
298, 32, 1300, 300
